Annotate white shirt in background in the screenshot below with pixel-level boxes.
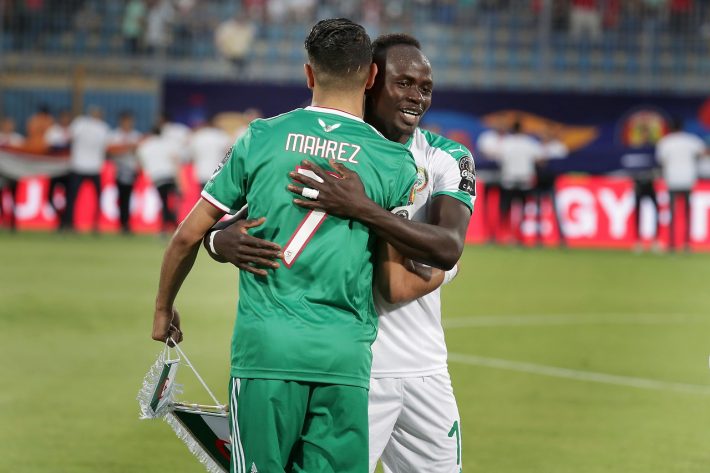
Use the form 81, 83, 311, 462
499, 133, 543, 188
0, 132, 25, 147
137, 135, 179, 185
476, 129, 504, 161
44, 124, 71, 149
655, 131, 706, 191
162, 121, 192, 163
542, 139, 569, 160
109, 129, 143, 185
189, 126, 232, 185
69, 116, 110, 174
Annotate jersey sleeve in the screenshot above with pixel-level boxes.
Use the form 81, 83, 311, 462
431, 145, 475, 213
387, 151, 418, 210
201, 126, 251, 214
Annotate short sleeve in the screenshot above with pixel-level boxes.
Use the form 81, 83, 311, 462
388, 152, 418, 210
201, 126, 251, 214
431, 147, 475, 213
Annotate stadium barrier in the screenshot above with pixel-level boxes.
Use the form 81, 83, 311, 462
3, 160, 710, 252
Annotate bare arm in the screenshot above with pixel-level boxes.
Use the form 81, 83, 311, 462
288, 160, 471, 270
152, 198, 224, 346
375, 240, 448, 304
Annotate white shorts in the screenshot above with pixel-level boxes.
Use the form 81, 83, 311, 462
368, 372, 462, 473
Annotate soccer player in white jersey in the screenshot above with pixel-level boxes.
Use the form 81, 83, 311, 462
206, 34, 474, 472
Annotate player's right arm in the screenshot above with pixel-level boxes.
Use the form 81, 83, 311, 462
152, 198, 225, 346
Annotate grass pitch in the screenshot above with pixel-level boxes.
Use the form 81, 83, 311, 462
1, 232, 709, 472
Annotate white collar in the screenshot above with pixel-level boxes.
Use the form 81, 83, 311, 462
305, 106, 364, 123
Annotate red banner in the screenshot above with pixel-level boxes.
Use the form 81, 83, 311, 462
3, 166, 709, 251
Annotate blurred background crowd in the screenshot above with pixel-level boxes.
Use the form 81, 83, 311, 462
1, 0, 710, 251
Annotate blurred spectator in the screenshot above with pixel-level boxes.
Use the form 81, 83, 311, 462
159, 112, 192, 163
570, 0, 602, 41
655, 118, 707, 251
0, 117, 25, 147
214, 14, 255, 72
144, 0, 174, 55
137, 126, 180, 233
476, 119, 507, 243
498, 119, 544, 245
44, 109, 73, 225
122, 0, 147, 55
108, 111, 142, 235
62, 106, 110, 232
0, 118, 25, 230
534, 126, 569, 246
25, 104, 54, 153
188, 115, 231, 189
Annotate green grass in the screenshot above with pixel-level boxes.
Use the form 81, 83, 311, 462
1, 232, 709, 472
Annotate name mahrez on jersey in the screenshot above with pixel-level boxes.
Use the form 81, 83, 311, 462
285, 133, 361, 163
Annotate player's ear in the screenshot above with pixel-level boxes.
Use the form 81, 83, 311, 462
304, 64, 315, 90
364, 63, 378, 90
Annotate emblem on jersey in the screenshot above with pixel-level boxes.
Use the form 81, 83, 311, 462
210, 145, 233, 179
449, 145, 467, 154
414, 166, 429, 193
318, 118, 341, 133
395, 209, 410, 219
457, 155, 476, 196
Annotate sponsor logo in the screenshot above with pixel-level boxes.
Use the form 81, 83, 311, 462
210, 145, 233, 180
250, 462, 259, 473
318, 118, 341, 133
448, 145, 466, 154
458, 155, 476, 196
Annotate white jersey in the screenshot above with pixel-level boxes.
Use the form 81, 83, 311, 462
655, 131, 705, 191
499, 132, 543, 188
189, 126, 232, 184
136, 135, 178, 184
371, 128, 475, 378
69, 116, 110, 174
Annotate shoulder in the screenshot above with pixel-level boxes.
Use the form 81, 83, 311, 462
419, 128, 474, 163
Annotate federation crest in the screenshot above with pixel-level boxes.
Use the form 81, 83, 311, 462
414, 166, 429, 193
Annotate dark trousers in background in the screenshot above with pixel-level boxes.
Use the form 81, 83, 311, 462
117, 182, 135, 233
155, 180, 178, 232
668, 190, 691, 250
634, 180, 658, 241
534, 176, 565, 246
48, 173, 70, 224
62, 173, 101, 231
499, 185, 532, 244
0, 178, 19, 230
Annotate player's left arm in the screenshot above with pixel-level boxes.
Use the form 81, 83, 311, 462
288, 160, 471, 270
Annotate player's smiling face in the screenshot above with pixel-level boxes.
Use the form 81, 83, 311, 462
367, 45, 433, 144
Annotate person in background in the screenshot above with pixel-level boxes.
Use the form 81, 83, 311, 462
188, 115, 231, 189
655, 118, 707, 251
0, 117, 25, 230
63, 105, 110, 232
25, 104, 54, 153
534, 125, 568, 246
475, 118, 507, 243
122, 0, 146, 55
44, 109, 73, 226
108, 111, 142, 235
136, 125, 180, 234
214, 13, 255, 73
497, 118, 544, 245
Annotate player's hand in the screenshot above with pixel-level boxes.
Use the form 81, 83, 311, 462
287, 160, 375, 217
152, 307, 183, 347
212, 217, 282, 276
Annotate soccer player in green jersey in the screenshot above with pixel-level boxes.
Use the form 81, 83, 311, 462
151, 19, 417, 473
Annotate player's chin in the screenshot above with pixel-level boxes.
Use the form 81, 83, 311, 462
394, 117, 419, 136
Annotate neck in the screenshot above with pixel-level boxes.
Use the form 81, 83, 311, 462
311, 88, 365, 118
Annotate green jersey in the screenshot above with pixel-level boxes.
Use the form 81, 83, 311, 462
202, 106, 417, 388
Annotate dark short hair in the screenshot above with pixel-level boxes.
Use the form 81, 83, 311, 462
372, 33, 421, 60
304, 18, 372, 89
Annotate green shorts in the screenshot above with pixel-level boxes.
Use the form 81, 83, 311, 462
229, 377, 368, 473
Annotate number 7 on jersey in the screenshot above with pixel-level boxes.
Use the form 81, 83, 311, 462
282, 167, 327, 268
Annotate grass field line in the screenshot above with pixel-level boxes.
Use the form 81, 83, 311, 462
443, 313, 708, 328
448, 353, 710, 395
